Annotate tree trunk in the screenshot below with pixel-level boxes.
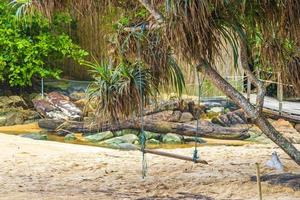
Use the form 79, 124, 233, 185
39, 119, 250, 140
136, 0, 300, 166
198, 64, 300, 165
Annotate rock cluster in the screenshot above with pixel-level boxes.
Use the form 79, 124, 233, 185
0, 96, 40, 126
33, 92, 82, 120
64, 130, 206, 149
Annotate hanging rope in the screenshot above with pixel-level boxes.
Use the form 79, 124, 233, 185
136, 24, 147, 179
193, 68, 206, 162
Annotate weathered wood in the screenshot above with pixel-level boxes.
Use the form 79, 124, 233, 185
255, 163, 263, 200
277, 72, 283, 115
143, 149, 208, 164
38, 119, 250, 140
248, 94, 300, 116
263, 108, 300, 124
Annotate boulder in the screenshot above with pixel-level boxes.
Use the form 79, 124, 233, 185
22, 133, 48, 140
33, 91, 82, 120
64, 133, 77, 141
0, 108, 39, 126
162, 133, 182, 144
101, 134, 139, 146
5, 112, 24, 126
146, 138, 160, 144
143, 131, 161, 140
33, 99, 58, 117
85, 131, 114, 143
113, 129, 139, 137
179, 112, 194, 123
0, 96, 27, 109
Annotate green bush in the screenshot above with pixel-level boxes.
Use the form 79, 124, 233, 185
0, 2, 88, 87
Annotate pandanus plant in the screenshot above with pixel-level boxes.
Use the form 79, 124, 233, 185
8, 0, 300, 166
82, 59, 157, 121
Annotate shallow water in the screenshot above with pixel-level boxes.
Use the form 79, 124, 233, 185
0, 123, 253, 150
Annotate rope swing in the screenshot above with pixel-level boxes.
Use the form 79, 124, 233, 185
135, 27, 208, 179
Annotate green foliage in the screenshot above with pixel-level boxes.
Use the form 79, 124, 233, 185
0, 2, 88, 87
83, 59, 157, 120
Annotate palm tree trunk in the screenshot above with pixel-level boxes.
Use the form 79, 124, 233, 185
198, 64, 300, 165
138, 0, 300, 166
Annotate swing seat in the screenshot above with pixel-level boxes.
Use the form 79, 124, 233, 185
143, 149, 208, 164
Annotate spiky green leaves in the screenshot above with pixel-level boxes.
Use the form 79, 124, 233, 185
84, 60, 157, 121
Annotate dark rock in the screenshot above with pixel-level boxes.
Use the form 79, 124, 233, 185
183, 136, 206, 143
251, 173, 300, 191
146, 139, 160, 144
56, 129, 74, 136
64, 133, 77, 141
6, 112, 24, 126
38, 119, 64, 131
0, 96, 27, 109
162, 133, 182, 144
100, 134, 139, 146
143, 131, 161, 140
85, 131, 114, 143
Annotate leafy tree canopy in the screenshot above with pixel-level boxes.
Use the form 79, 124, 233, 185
0, 1, 88, 87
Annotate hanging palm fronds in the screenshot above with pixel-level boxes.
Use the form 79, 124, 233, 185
114, 28, 185, 94
165, 0, 241, 67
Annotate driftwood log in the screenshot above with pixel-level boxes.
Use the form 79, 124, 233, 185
39, 118, 250, 140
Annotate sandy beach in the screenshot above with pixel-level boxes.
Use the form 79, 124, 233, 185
0, 133, 300, 200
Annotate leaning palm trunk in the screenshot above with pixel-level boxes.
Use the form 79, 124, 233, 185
198, 63, 300, 165
138, 0, 300, 166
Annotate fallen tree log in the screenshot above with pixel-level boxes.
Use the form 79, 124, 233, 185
38, 119, 250, 140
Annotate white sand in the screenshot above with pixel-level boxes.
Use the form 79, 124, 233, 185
0, 133, 300, 200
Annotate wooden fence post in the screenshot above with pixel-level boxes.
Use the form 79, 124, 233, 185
256, 163, 263, 200
277, 72, 283, 115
